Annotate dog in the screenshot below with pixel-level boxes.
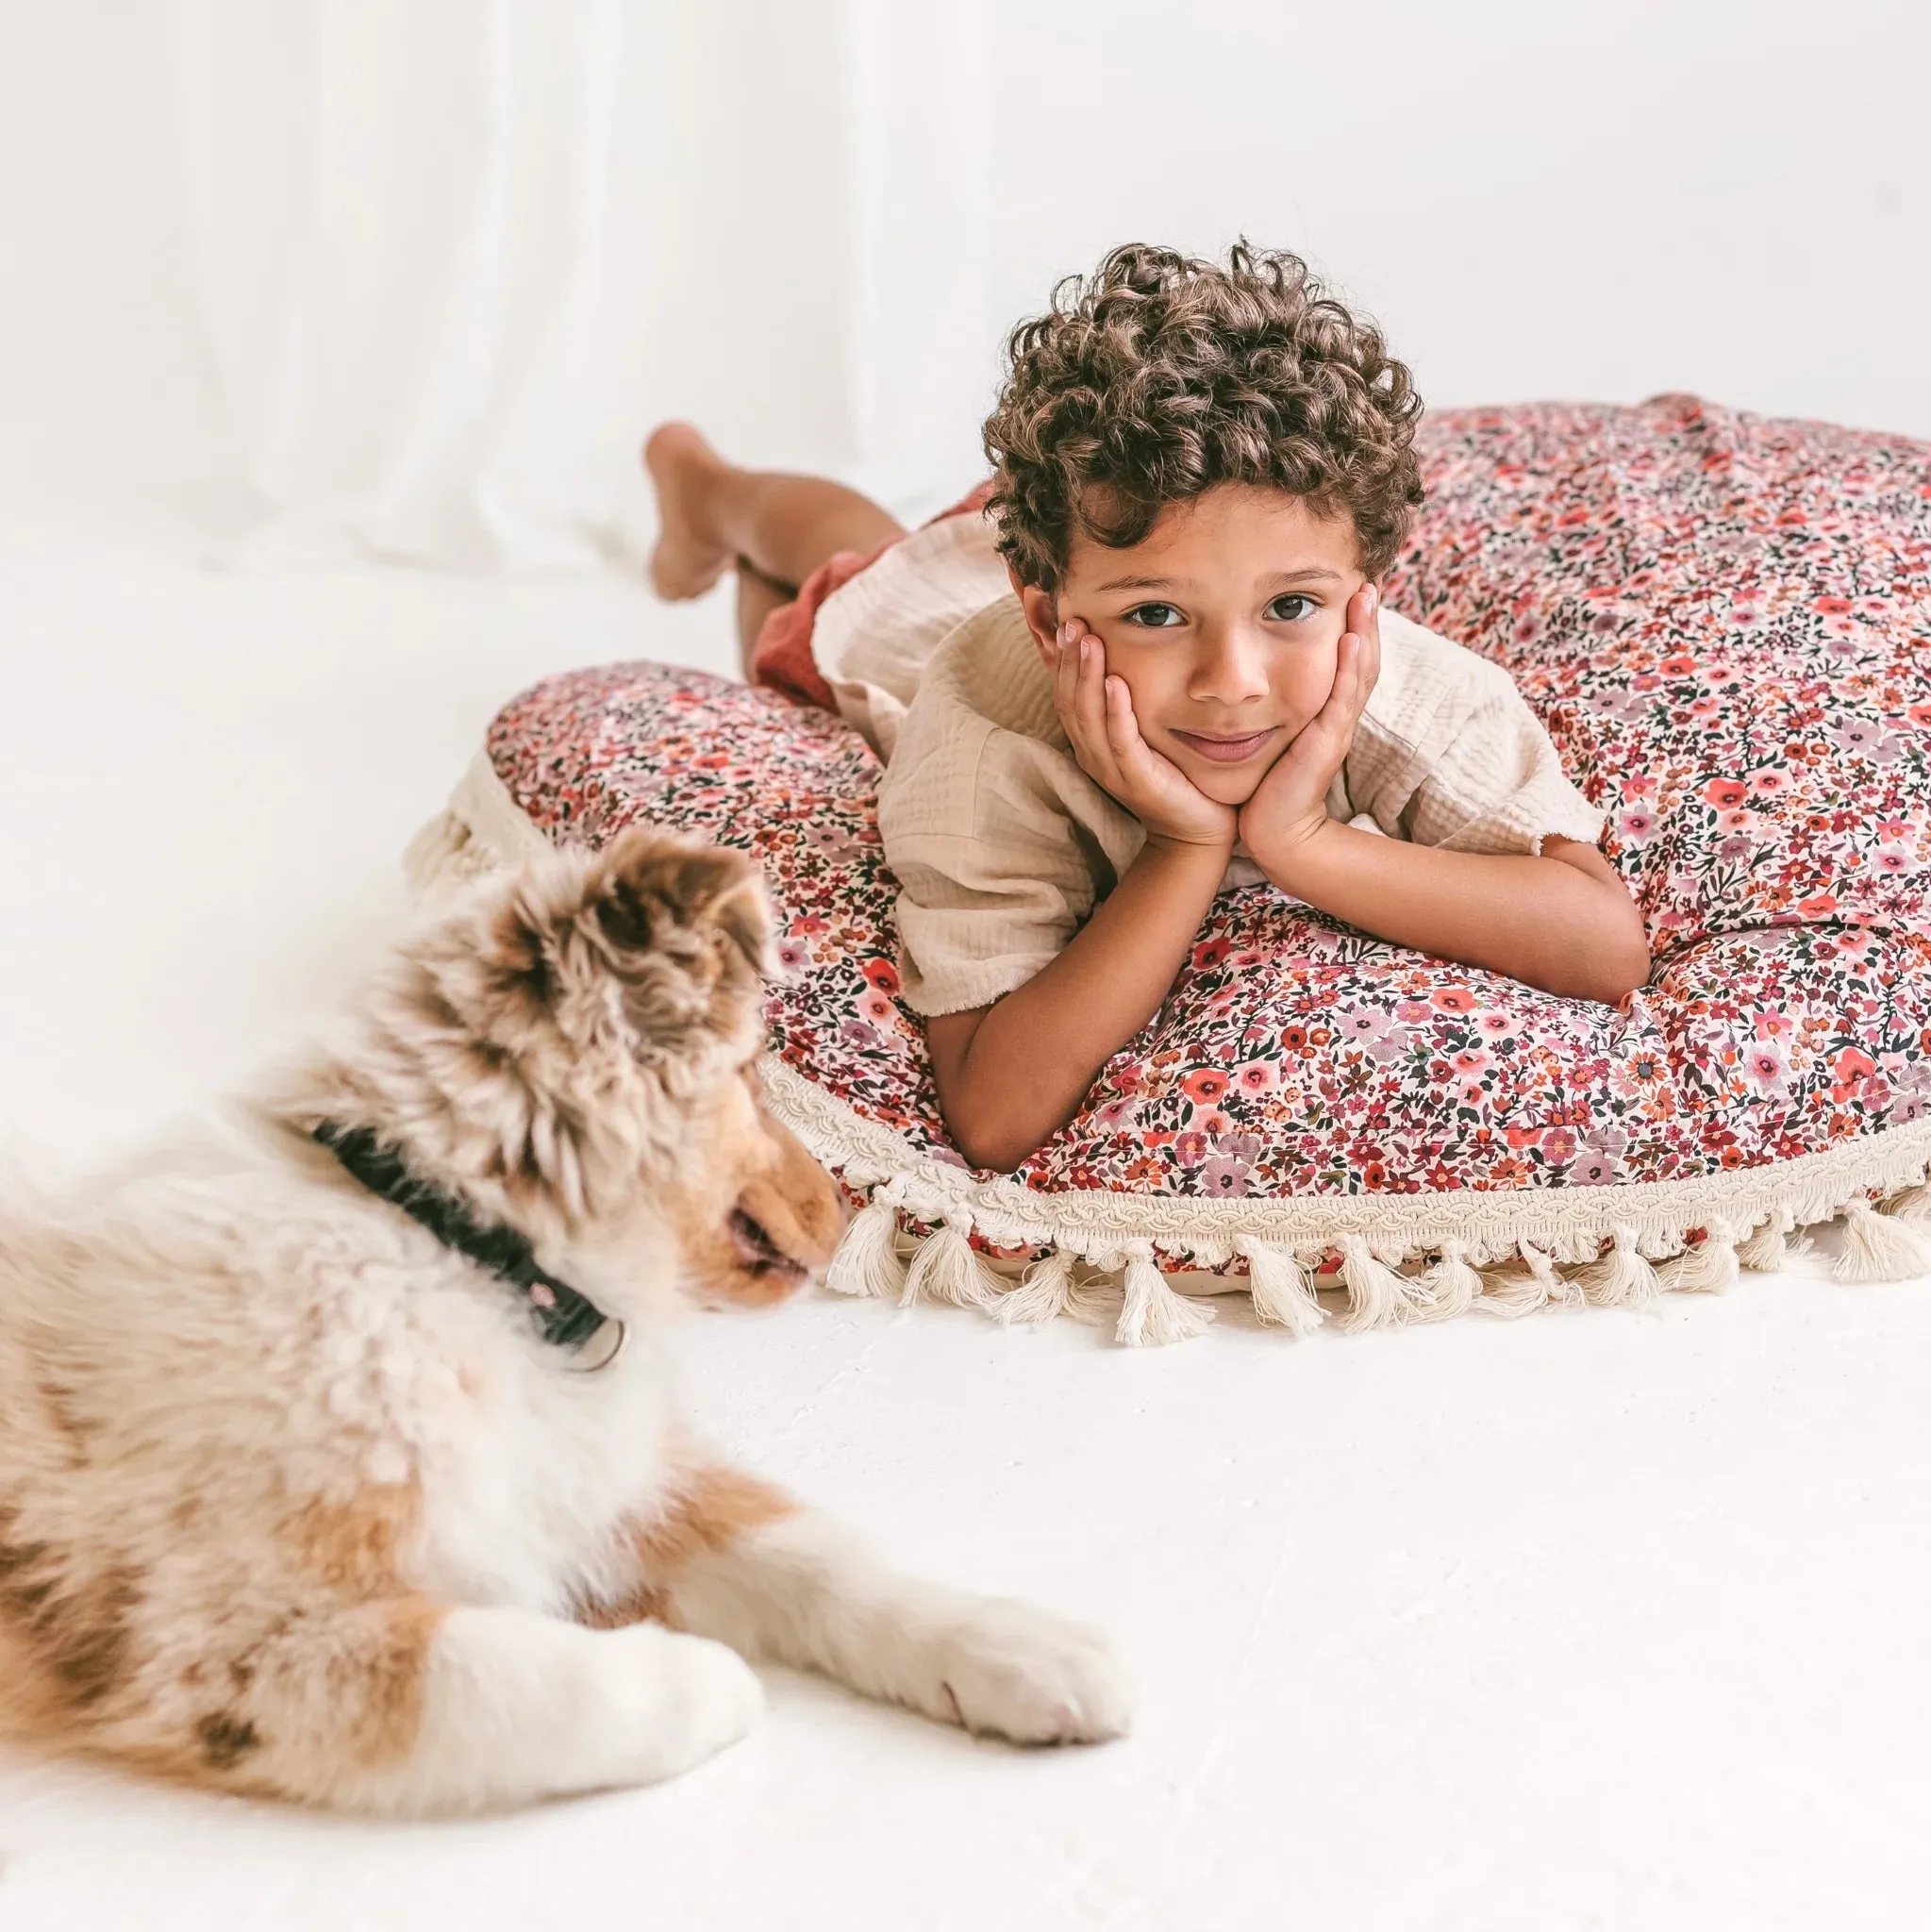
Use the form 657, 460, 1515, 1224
0, 829, 1129, 1812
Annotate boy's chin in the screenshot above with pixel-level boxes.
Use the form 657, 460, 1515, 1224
1175, 762, 1269, 808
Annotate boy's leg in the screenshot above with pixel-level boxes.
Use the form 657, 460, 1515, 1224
734, 563, 794, 671
644, 424, 906, 667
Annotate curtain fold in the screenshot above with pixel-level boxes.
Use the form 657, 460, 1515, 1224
168, 0, 990, 571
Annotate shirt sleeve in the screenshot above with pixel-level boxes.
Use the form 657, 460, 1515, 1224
889, 832, 1096, 1017
878, 715, 1107, 1018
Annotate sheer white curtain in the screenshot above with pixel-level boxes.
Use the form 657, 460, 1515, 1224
168, 0, 990, 570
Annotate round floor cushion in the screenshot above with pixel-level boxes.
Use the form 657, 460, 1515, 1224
426, 397, 1931, 1343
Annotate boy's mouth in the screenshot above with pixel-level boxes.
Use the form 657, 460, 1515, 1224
1169, 725, 1279, 764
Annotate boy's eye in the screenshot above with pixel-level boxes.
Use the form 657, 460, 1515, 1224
1123, 602, 1185, 629
1265, 593, 1319, 623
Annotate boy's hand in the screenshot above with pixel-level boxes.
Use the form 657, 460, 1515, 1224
1239, 586, 1381, 866
1055, 621, 1236, 851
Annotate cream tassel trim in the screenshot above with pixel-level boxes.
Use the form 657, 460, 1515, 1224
996, 1248, 1079, 1327
1736, 1212, 1791, 1273
1236, 1239, 1326, 1337
1574, 1225, 1661, 1308
901, 1208, 1007, 1311
1524, 1241, 1583, 1308
1115, 1241, 1214, 1347
823, 1179, 907, 1302
1338, 1237, 1412, 1332
1656, 1222, 1740, 1294
1409, 1240, 1484, 1322
1886, 1181, 1931, 1231
1833, 1197, 1931, 1284
1475, 1258, 1548, 1318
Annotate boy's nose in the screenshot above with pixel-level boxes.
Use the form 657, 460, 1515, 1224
1191, 625, 1271, 706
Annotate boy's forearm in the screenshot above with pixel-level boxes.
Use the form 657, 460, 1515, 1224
934, 838, 1230, 1172
1251, 819, 1649, 1004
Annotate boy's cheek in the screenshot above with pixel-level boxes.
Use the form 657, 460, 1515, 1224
1092, 642, 1168, 714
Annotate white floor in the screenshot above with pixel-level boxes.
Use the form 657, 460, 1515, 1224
3, 480, 1929, 1932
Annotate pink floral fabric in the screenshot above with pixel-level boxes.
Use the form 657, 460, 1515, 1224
486, 398, 1931, 1216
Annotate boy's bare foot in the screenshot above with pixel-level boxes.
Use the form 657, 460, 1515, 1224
644, 423, 734, 600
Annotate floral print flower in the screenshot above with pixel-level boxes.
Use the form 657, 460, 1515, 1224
1199, 1158, 1250, 1198
1182, 1068, 1230, 1108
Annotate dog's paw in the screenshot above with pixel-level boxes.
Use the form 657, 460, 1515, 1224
607, 1625, 766, 1783
926, 1597, 1133, 1745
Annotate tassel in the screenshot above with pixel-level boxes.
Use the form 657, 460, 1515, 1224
1408, 1241, 1483, 1322
901, 1210, 1006, 1310
1886, 1182, 1931, 1231
1833, 1197, 1931, 1284
823, 1184, 907, 1301
1656, 1223, 1740, 1294
1523, 1241, 1583, 1308
403, 807, 498, 903
1574, 1225, 1661, 1308
1064, 1266, 1126, 1328
1338, 1236, 1410, 1332
1736, 1217, 1789, 1273
1474, 1259, 1549, 1318
1236, 1239, 1325, 1338
1115, 1241, 1214, 1347
995, 1247, 1078, 1327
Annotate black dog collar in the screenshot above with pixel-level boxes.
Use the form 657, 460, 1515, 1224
311, 1121, 620, 1365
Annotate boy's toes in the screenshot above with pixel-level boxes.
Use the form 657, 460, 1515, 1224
643, 423, 731, 601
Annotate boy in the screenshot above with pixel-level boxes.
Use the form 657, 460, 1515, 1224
646, 243, 1650, 1172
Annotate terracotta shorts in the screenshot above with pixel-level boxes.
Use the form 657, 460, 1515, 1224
748, 481, 998, 711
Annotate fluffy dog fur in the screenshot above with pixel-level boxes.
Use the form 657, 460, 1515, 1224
0, 830, 1129, 1812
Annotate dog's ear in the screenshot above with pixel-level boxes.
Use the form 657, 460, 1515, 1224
583, 829, 771, 1047
590, 829, 770, 968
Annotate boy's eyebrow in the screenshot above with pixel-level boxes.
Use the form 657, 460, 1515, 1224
1090, 566, 1348, 592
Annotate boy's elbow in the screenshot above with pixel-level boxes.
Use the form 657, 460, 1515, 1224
947, 1113, 1041, 1174
1573, 926, 1652, 1006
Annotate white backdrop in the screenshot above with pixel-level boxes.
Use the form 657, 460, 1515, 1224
1, 0, 1926, 558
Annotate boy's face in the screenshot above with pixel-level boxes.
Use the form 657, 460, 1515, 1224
1015, 484, 1368, 807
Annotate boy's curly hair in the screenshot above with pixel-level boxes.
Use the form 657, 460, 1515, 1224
982, 242, 1424, 592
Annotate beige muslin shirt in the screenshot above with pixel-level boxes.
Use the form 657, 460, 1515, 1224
808, 508, 1604, 1017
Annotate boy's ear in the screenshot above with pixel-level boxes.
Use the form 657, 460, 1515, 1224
1012, 574, 1063, 672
